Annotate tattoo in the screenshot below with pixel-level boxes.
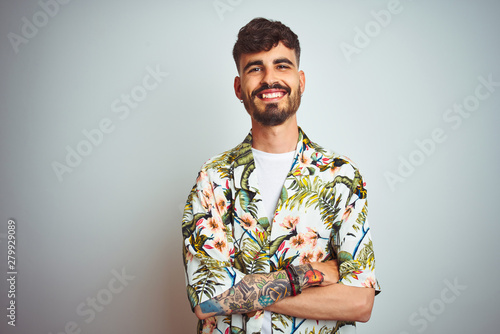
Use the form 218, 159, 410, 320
199, 299, 224, 314
198, 265, 324, 317
237, 279, 252, 299
295, 263, 325, 288
258, 295, 273, 307
303, 268, 324, 286
228, 298, 254, 313
198, 271, 292, 316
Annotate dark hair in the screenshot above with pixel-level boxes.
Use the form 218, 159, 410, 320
233, 18, 301, 72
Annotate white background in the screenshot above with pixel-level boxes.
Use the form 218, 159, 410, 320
1, 0, 499, 333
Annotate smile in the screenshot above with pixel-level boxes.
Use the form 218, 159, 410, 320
262, 92, 284, 99
257, 89, 287, 101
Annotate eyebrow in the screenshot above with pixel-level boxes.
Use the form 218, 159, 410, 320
242, 57, 296, 72
274, 58, 294, 66
243, 60, 263, 72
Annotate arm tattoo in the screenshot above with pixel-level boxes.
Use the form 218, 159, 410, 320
198, 264, 326, 316
199, 271, 291, 316
296, 263, 325, 288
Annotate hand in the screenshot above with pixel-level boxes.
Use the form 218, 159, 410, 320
309, 260, 339, 286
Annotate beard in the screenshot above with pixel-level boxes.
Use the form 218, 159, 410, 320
242, 83, 302, 127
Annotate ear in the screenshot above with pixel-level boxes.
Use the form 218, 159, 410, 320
298, 70, 306, 95
234, 76, 242, 100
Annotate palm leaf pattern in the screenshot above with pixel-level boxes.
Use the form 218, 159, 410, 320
239, 237, 269, 274
284, 175, 342, 230
191, 259, 227, 302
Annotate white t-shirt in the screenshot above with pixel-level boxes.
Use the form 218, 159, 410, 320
252, 148, 295, 334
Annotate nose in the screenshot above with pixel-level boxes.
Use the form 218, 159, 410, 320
260, 68, 278, 87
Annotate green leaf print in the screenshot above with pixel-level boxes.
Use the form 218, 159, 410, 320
269, 235, 288, 257
186, 284, 199, 307
240, 162, 255, 190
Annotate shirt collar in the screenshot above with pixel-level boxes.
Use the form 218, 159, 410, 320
233, 127, 309, 192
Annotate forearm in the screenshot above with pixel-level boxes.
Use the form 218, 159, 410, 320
265, 284, 375, 322
194, 263, 326, 320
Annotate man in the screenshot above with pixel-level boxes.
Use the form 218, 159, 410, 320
182, 18, 380, 334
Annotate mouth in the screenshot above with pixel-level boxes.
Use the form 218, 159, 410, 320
255, 89, 288, 102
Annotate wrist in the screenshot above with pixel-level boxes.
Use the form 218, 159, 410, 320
288, 263, 325, 291
285, 264, 302, 296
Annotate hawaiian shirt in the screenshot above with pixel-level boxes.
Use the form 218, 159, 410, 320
182, 128, 380, 334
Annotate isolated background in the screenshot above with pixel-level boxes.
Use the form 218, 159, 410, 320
1, 0, 499, 333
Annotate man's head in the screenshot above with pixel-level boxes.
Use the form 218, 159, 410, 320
233, 18, 301, 74
233, 18, 305, 128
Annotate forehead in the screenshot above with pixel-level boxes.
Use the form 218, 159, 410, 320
239, 42, 298, 69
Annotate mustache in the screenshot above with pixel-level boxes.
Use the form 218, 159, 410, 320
252, 83, 291, 98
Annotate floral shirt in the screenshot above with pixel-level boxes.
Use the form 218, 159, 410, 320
182, 128, 380, 334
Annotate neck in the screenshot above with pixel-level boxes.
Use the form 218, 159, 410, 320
251, 116, 299, 153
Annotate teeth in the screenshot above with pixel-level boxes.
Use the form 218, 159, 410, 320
262, 92, 283, 99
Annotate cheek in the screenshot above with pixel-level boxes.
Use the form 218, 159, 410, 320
241, 90, 253, 101
242, 78, 261, 93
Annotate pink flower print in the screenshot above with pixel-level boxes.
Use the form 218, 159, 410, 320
212, 235, 229, 258
342, 205, 353, 222
206, 216, 224, 235
184, 247, 194, 262
196, 170, 208, 184
299, 153, 312, 166
240, 213, 257, 230
299, 250, 315, 264
304, 227, 319, 247
202, 316, 217, 334
362, 276, 377, 288
313, 248, 326, 262
280, 216, 299, 231
292, 154, 312, 175
216, 195, 228, 215
289, 233, 307, 250
200, 186, 214, 210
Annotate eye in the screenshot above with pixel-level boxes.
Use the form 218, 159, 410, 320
248, 67, 261, 73
277, 64, 290, 70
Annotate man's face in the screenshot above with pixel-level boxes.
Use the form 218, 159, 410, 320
234, 42, 305, 127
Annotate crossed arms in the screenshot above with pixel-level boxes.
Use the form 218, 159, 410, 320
194, 260, 375, 322
186, 161, 378, 324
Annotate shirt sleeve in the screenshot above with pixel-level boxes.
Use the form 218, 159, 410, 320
182, 168, 245, 310
334, 165, 381, 294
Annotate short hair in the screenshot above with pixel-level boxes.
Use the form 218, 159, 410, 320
232, 18, 301, 72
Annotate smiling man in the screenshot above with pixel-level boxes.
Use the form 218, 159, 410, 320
182, 18, 380, 334
236, 42, 302, 130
